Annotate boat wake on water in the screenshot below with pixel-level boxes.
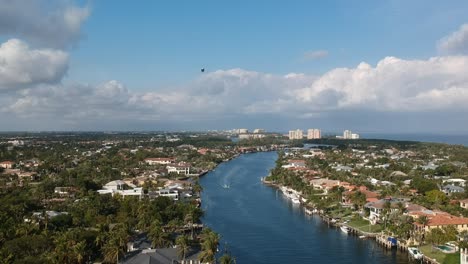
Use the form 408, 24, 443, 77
217, 182, 231, 189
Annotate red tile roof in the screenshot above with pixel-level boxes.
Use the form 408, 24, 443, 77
417, 214, 468, 226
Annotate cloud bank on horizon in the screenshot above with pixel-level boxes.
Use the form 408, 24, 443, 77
0, 0, 468, 132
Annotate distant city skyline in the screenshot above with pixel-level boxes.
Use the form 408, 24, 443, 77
1, 1, 468, 132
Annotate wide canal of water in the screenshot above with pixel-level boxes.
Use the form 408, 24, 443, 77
200, 151, 411, 264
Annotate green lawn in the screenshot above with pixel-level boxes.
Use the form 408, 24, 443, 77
328, 207, 353, 219
443, 254, 460, 264
419, 244, 460, 264
347, 217, 383, 233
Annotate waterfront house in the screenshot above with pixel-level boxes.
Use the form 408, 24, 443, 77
97, 180, 143, 198
282, 159, 306, 169
365, 198, 405, 224
413, 210, 468, 233
166, 162, 191, 175
0, 161, 14, 169
144, 157, 175, 165
442, 185, 465, 195
421, 162, 438, 170
343, 186, 379, 204
197, 148, 210, 155
155, 188, 179, 200
405, 203, 429, 216
287, 159, 306, 167
309, 178, 341, 194
443, 178, 466, 187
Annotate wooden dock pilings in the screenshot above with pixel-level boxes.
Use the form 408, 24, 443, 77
375, 235, 395, 249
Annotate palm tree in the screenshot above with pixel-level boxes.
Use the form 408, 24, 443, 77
382, 201, 391, 229
137, 200, 152, 232
102, 238, 120, 263
193, 181, 203, 196
426, 228, 445, 252
396, 202, 405, 214
95, 223, 109, 249
166, 219, 182, 233
350, 191, 366, 210
0, 250, 13, 264
102, 223, 129, 263
51, 231, 74, 263
175, 235, 190, 260
219, 245, 236, 264
417, 215, 429, 226
74, 241, 86, 264
199, 228, 219, 264
148, 220, 171, 248
219, 254, 236, 264
442, 225, 457, 242
15, 222, 38, 236
114, 223, 130, 250
184, 208, 195, 239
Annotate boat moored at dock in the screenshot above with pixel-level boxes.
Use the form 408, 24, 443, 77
291, 197, 300, 204
340, 225, 350, 234
407, 247, 423, 260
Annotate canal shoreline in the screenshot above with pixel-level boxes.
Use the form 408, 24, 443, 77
205, 153, 393, 245
198, 149, 278, 178
261, 176, 436, 263
263, 180, 441, 263
200, 151, 415, 263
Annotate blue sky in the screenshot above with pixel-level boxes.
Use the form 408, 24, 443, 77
69, 0, 467, 89
1, 0, 468, 133
70, 1, 468, 89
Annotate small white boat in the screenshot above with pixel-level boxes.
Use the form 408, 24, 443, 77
304, 208, 313, 215
408, 247, 423, 260
291, 197, 300, 204
359, 235, 367, 239
340, 226, 350, 234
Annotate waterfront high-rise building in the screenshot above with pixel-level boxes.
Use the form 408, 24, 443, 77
253, 129, 265, 134
342, 130, 359, 139
307, 129, 321, 139
343, 130, 352, 139
237, 128, 249, 134
289, 129, 304, 140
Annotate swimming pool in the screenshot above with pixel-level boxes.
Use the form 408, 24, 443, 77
436, 245, 456, 253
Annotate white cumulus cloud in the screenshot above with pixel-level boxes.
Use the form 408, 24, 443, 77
2, 56, 468, 130
0, 39, 69, 91
438, 23, 468, 54
294, 56, 468, 112
0, 0, 90, 49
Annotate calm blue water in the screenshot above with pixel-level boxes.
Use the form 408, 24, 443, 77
200, 152, 410, 263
